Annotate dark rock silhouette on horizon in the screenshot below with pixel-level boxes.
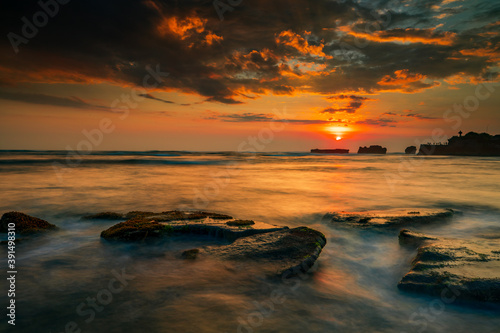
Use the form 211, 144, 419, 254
405, 146, 417, 154
418, 131, 500, 156
357, 145, 387, 154
311, 149, 349, 154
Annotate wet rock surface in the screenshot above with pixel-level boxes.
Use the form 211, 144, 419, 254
0, 212, 57, 234
100, 211, 282, 242
398, 229, 500, 302
203, 226, 326, 276
324, 208, 457, 228
100, 210, 326, 276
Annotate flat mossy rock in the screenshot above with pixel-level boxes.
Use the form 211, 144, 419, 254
86, 210, 233, 221
100, 218, 170, 241
100, 211, 281, 242
0, 212, 57, 234
324, 208, 457, 228
398, 229, 500, 302
100, 211, 327, 276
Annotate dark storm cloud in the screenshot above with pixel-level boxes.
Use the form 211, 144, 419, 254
206, 112, 332, 124
321, 100, 363, 114
217, 113, 273, 122
139, 93, 175, 104
327, 95, 372, 101
382, 111, 438, 120
321, 94, 374, 114
356, 118, 398, 127
0, 0, 498, 105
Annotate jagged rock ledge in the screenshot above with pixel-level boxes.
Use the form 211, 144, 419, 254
324, 208, 457, 228
398, 229, 500, 302
100, 210, 327, 276
0, 212, 57, 234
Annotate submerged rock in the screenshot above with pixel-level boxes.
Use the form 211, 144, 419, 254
83, 212, 125, 220
181, 248, 200, 260
100, 211, 326, 276
0, 212, 57, 234
226, 220, 255, 226
398, 229, 500, 302
324, 208, 457, 228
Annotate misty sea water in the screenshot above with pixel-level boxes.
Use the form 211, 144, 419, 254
0, 150, 499, 333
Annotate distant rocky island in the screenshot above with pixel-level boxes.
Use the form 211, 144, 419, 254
311, 148, 349, 154
418, 131, 500, 156
405, 146, 417, 154
357, 145, 387, 154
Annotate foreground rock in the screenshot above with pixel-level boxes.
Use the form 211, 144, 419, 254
101, 211, 326, 276
324, 208, 457, 228
398, 229, 500, 302
203, 227, 326, 276
0, 212, 57, 234
100, 211, 278, 242
85, 210, 232, 221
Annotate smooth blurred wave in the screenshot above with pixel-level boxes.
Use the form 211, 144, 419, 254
1, 150, 499, 333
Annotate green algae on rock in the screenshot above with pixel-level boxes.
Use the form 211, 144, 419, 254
0, 212, 57, 234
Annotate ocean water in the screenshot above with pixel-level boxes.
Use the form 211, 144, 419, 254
0, 150, 499, 333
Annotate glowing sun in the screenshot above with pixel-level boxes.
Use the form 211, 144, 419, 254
336, 136, 342, 140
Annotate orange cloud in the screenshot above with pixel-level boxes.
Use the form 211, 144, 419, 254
459, 48, 500, 62
226, 49, 279, 72
338, 26, 456, 46
378, 69, 426, 86
157, 16, 206, 39
275, 30, 332, 58
443, 72, 484, 85
377, 69, 439, 92
205, 32, 223, 45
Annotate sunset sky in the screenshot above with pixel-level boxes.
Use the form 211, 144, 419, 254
1, 0, 499, 151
